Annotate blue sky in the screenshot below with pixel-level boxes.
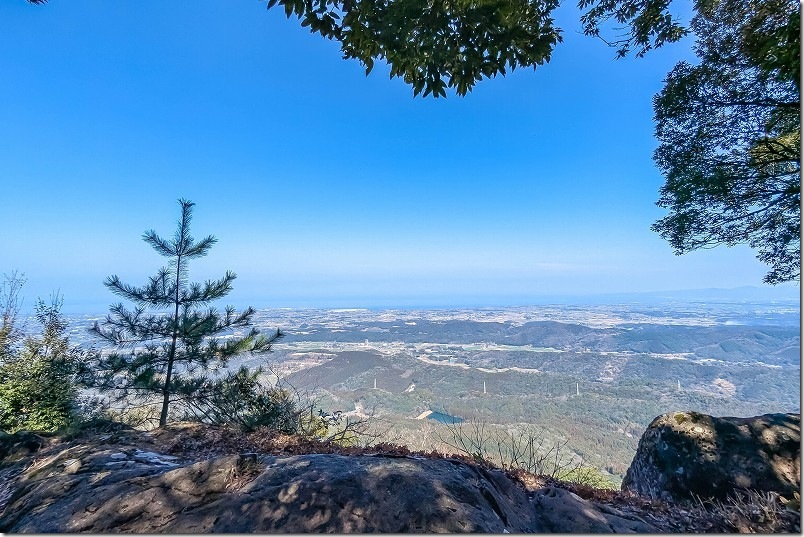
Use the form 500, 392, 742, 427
0, 0, 798, 311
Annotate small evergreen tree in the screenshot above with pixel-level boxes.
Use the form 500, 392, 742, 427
0, 294, 84, 433
91, 199, 280, 427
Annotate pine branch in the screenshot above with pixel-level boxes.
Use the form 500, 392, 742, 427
142, 230, 175, 257
184, 235, 217, 259
180, 272, 236, 306
174, 198, 195, 253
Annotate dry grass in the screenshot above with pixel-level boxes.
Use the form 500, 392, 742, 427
224, 454, 266, 492
699, 490, 801, 533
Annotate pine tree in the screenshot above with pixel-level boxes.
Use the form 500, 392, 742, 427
91, 199, 279, 427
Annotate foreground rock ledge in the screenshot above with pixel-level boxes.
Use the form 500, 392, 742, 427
622, 411, 801, 502
0, 430, 655, 533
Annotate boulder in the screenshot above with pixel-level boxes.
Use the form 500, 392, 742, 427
0, 436, 657, 533
622, 411, 801, 502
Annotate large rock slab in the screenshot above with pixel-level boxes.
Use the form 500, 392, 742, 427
0, 436, 657, 533
532, 487, 656, 533
622, 411, 801, 502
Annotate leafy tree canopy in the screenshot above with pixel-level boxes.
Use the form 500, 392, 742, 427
268, 0, 564, 97
651, 0, 800, 284
27, 0, 695, 97
260, 0, 699, 96
578, 0, 690, 58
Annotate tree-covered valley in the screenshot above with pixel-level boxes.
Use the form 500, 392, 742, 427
49, 298, 800, 484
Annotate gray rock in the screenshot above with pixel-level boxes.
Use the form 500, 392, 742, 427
533, 487, 656, 533
2, 451, 536, 533
622, 411, 801, 502
0, 440, 658, 533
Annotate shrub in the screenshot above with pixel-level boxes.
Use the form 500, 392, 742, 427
0, 295, 86, 433
440, 419, 617, 489
557, 466, 618, 490
184, 366, 304, 434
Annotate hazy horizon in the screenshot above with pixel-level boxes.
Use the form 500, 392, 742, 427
16, 283, 800, 315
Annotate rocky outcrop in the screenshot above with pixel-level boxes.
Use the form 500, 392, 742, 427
622, 411, 801, 502
0, 426, 658, 533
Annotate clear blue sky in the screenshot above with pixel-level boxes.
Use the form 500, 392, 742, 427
0, 0, 797, 312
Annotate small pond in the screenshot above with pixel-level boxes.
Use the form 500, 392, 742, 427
427, 411, 464, 425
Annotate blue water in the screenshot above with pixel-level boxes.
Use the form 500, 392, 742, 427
427, 411, 464, 425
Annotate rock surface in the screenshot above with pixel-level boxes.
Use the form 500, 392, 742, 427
531, 487, 655, 533
622, 411, 801, 502
0, 426, 659, 533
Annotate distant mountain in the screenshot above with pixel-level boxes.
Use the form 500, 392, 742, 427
535, 286, 800, 305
